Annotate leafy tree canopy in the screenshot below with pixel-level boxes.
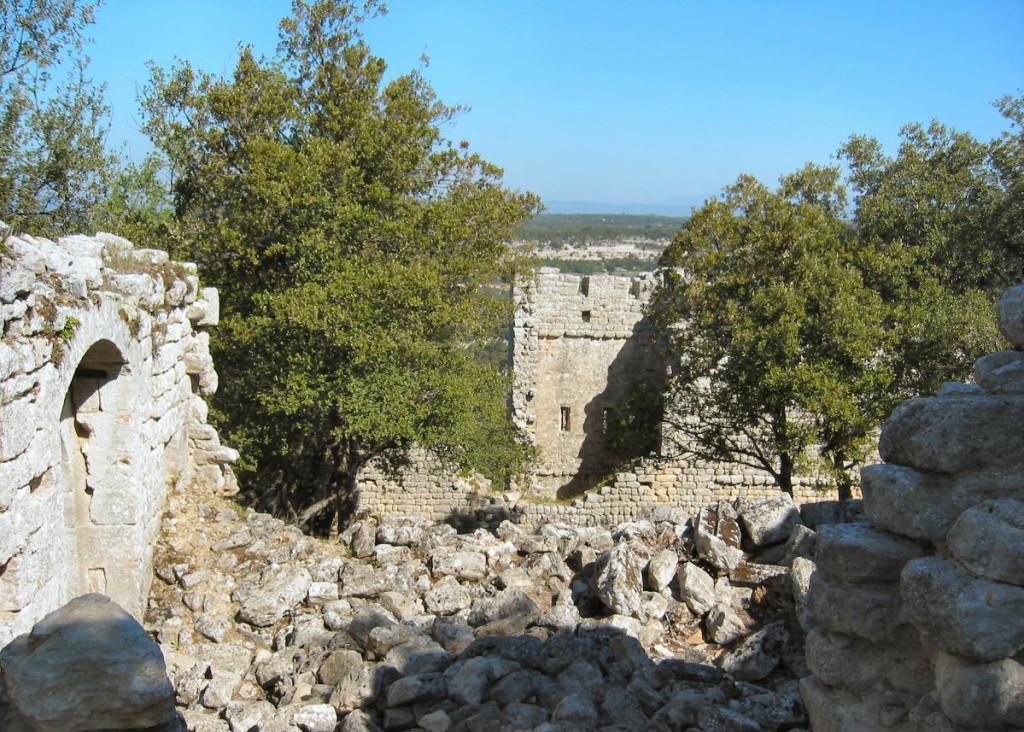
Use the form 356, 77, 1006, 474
0, 0, 116, 235
651, 96, 1020, 496
141, 0, 540, 529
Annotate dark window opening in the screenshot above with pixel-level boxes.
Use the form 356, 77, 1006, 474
582, 310, 592, 322
560, 406, 571, 432
602, 407, 615, 435
630, 280, 642, 298
579, 277, 590, 296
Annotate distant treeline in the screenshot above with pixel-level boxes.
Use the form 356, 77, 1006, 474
515, 213, 687, 246
534, 255, 656, 276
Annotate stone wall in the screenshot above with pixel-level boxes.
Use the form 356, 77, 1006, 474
511, 268, 664, 495
355, 448, 497, 524
800, 283, 1024, 731
0, 228, 236, 647
354, 267, 845, 528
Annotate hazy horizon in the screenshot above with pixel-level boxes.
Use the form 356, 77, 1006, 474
89, 1, 1024, 211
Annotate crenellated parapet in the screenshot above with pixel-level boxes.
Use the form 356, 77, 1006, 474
0, 226, 236, 647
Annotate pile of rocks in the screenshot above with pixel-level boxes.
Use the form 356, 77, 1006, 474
141, 481, 829, 731
800, 284, 1024, 731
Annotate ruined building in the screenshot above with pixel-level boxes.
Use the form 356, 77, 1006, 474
0, 229, 236, 647
511, 268, 664, 496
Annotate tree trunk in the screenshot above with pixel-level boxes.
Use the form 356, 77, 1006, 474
778, 452, 794, 496
833, 453, 854, 501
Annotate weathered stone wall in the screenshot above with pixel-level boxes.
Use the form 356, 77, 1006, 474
0, 228, 236, 647
800, 283, 1024, 732
355, 267, 844, 528
355, 448, 497, 524
512, 268, 663, 495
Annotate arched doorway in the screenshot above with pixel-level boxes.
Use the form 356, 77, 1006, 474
59, 340, 133, 603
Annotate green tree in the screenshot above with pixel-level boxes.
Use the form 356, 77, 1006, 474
839, 100, 1019, 403
141, 0, 539, 529
650, 165, 892, 496
0, 0, 116, 235
841, 100, 1024, 295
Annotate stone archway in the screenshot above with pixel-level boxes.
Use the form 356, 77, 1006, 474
59, 339, 135, 606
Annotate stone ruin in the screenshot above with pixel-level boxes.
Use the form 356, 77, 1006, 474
356, 268, 837, 530
0, 227, 236, 648
800, 283, 1024, 731
511, 269, 664, 496
2, 220, 1022, 731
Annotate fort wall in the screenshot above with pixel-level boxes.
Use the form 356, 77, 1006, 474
0, 228, 236, 646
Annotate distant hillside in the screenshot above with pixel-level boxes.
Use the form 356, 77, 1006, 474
515, 213, 687, 246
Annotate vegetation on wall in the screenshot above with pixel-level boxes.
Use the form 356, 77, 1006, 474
139, 0, 540, 530
650, 102, 1021, 497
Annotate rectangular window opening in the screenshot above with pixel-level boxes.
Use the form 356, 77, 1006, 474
582, 310, 592, 322
560, 406, 572, 432
629, 280, 642, 299
579, 276, 590, 297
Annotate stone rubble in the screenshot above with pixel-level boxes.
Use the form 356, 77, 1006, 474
800, 283, 1024, 732
125, 480, 839, 732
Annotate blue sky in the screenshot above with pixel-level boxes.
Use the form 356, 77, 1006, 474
89, 1, 1024, 214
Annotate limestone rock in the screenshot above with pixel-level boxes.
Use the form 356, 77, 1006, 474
677, 562, 716, 616
815, 523, 925, 583
238, 566, 312, 627
291, 704, 338, 732
0, 594, 175, 732
424, 576, 472, 616
780, 524, 816, 565
946, 499, 1024, 585
789, 557, 817, 632
860, 463, 956, 541
934, 651, 1024, 729
974, 350, 1024, 393
705, 602, 747, 645
901, 556, 1024, 661
430, 549, 488, 581
738, 493, 800, 547
877, 395, 1024, 476
385, 672, 447, 707
997, 283, 1024, 347
716, 621, 788, 680
645, 548, 678, 592
591, 541, 644, 616
808, 573, 904, 644
468, 588, 540, 627
694, 509, 744, 572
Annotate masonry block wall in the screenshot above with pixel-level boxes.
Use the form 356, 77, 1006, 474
511, 268, 663, 496
0, 228, 236, 647
355, 268, 843, 527
800, 283, 1024, 732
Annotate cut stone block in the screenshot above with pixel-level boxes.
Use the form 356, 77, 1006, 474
934, 651, 1024, 729
901, 556, 1024, 662
815, 523, 925, 583
947, 499, 1024, 585
808, 572, 906, 644
878, 395, 1024, 476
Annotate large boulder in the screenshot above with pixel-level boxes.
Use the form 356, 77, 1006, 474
901, 557, 1024, 661
591, 541, 644, 616
738, 494, 800, 547
878, 395, 1024, 476
946, 499, 1024, 585
0, 594, 175, 732
815, 523, 925, 583
237, 564, 311, 627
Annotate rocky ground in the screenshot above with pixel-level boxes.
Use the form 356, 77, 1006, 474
140, 476, 847, 732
